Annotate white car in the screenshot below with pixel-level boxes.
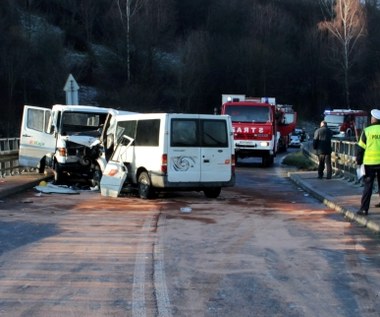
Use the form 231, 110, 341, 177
289, 134, 301, 147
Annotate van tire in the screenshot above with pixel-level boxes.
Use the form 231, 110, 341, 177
138, 171, 154, 199
204, 187, 221, 198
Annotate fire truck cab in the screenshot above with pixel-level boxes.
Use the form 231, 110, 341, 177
220, 94, 279, 167
323, 109, 368, 138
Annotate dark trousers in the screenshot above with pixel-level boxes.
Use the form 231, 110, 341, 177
360, 166, 380, 212
318, 154, 332, 178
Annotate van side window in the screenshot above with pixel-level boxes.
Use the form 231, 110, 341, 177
116, 120, 137, 143
135, 119, 160, 146
27, 108, 51, 133
171, 119, 198, 147
201, 119, 228, 147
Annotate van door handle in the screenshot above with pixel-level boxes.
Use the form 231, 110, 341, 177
203, 159, 210, 163
22, 134, 31, 137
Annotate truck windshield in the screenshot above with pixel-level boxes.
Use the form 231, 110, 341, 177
224, 105, 270, 123
324, 115, 344, 124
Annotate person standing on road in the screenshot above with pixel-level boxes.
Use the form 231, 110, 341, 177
313, 120, 333, 179
356, 109, 380, 216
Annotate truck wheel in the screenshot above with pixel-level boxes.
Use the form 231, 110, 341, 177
38, 157, 46, 174
262, 155, 274, 167
90, 164, 102, 188
138, 171, 154, 199
53, 162, 63, 184
204, 187, 221, 198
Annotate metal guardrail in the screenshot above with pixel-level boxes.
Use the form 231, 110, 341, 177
302, 138, 358, 181
0, 138, 22, 176
0, 138, 19, 154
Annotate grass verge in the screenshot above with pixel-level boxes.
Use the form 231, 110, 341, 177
282, 150, 317, 170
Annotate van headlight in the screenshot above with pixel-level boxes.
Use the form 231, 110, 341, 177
260, 142, 269, 147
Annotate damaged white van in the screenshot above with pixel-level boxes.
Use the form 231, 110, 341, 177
19, 104, 133, 185
99, 113, 235, 199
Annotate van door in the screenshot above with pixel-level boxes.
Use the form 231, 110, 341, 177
199, 118, 232, 182
167, 117, 201, 182
19, 105, 56, 168
100, 136, 133, 197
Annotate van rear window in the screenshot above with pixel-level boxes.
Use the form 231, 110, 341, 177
171, 120, 197, 146
201, 119, 228, 147
171, 119, 228, 147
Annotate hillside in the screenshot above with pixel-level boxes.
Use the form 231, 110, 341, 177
0, 0, 379, 136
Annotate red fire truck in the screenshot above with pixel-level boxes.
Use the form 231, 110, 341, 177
220, 95, 297, 166
276, 104, 297, 151
323, 109, 368, 139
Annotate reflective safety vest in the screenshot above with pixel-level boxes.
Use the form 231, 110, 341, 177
358, 124, 380, 165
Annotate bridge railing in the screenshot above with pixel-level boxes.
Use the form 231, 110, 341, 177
0, 138, 19, 154
0, 137, 361, 180
0, 138, 23, 176
302, 138, 358, 181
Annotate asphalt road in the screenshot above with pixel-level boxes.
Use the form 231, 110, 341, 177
0, 150, 379, 316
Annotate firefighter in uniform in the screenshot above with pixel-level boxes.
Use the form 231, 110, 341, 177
356, 109, 380, 216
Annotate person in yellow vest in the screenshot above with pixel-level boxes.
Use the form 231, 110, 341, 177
356, 109, 380, 216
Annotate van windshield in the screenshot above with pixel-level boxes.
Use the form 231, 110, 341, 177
61, 112, 107, 133
224, 105, 270, 123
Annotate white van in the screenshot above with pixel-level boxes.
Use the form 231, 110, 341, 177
99, 113, 236, 199
19, 104, 134, 185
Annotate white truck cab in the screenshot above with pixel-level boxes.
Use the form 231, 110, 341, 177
99, 113, 236, 199
19, 104, 133, 184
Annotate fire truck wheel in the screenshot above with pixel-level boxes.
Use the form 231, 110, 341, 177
262, 155, 274, 167
204, 187, 221, 198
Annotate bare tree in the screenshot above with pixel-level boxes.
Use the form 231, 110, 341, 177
79, 0, 101, 43
318, 0, 367, 108
114, 0, 145, 83
177, 30, 210, 113
249, 2, 296, 97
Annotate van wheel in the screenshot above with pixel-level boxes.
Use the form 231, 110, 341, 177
204, 187, 221, 198
138, 171, 154, 199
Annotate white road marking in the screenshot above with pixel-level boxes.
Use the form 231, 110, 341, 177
154, 214, 173, 317
132, 219, 151, 317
